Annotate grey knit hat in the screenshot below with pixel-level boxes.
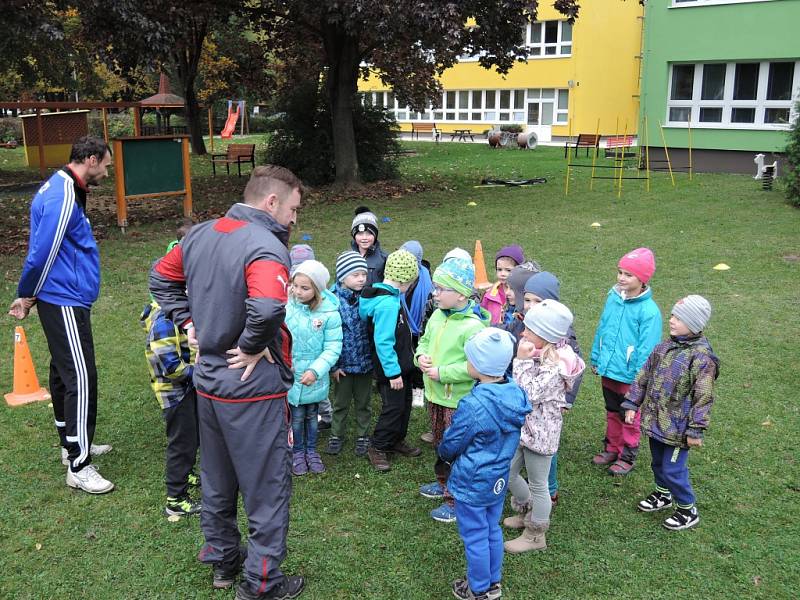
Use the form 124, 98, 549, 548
671, 295, 712, 334
289, 244, 315, 275
293, 259, 330, 294
336, 250, 368, 282
523, 299, 573, 343
351, 206, 379, 238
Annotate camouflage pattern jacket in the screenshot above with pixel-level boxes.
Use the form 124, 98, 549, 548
622, 335, 719, 449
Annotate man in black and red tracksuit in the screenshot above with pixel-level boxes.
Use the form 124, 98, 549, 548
149, 165, 305, 600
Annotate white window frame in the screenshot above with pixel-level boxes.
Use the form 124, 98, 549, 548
666, 60, 799, 130
524, 20, 572, 58
364, 88, 569, 126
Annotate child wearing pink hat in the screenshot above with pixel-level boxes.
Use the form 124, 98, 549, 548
589, 248, 662, 475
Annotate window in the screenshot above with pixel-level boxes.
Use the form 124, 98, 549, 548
524, 20, 572, 57
365, 88, 569, 126
666, 60, 799, 128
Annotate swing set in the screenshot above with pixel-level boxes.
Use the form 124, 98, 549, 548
564, 116, 693, 197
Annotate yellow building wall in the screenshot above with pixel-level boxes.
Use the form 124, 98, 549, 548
360, 2, 643, 137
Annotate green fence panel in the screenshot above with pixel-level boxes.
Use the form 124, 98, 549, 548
122, 138, 184, 196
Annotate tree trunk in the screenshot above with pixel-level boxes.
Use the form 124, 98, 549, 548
324, 28, 361, 186
184, 85, 206, 155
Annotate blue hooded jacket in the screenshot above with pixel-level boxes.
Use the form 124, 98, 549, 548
438, 379, 531, 507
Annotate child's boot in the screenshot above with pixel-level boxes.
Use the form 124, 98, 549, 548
592, 438, 618, 465
306, 451, 326, 474
292, 452, 308, 476
502, 498, 529, 529
504, 517, 548, 554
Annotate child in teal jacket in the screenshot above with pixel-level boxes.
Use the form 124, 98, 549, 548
590, 248, 662, 475
286, 260, 343, 476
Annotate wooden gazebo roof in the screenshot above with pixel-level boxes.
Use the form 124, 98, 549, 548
140, 74, 184, 108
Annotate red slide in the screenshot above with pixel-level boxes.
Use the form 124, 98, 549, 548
221, 105, 240, 139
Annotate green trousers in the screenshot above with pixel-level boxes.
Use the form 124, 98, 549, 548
331, 372, 373, 438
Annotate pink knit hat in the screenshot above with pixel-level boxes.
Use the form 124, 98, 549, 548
618, 247, 656, 283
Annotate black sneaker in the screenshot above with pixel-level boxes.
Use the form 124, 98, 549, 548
317, 420, 331, 431
451, 578, 490, 600
235, 576, 305, 599
325, 436, 343, 455
213, 546, 247, 590
354, 436, 370, 457
637, 490, 673, 512
164, 494, 201, 517
663, 506, 700, 531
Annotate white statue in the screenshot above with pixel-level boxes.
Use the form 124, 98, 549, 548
754, 153, 778, 180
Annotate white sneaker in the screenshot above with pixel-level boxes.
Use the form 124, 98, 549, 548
66, 464, 115, 494
61, 443, 113, 465
412, 388, 425, 408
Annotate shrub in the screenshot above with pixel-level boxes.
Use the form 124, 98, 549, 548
265, 82, 399, 185
0, 117, 22, 142
500, 124, 523, 134
784, 101, 800, 207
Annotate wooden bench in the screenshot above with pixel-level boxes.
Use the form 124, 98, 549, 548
210, 143, 256, 177
564, 134, 601, 158
604, 135, 636, 158
411, 123, 440, 142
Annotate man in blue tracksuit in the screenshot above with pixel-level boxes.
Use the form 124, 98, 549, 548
9, 136, 115, 494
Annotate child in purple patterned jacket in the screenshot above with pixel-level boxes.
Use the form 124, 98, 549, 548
622, 295, 719, 531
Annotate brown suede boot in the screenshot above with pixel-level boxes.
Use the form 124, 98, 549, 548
367, 447, 390, 472
504, 518, 548, 554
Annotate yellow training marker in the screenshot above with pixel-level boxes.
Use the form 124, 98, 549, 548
713, 263, 731, 271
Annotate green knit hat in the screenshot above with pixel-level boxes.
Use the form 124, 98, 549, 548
385, 249, 419, 283
433, 257, 475, 297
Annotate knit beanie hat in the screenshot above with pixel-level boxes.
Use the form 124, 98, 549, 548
293, 259, 330, 294
433, 257, 475, 297
523, 299, 573, 343
443, 247, 472, 263
508, 262, 541, 312
671, 295, 712, 334
465, 327, 515, 377
618, 247, 656, 284
351, 206, 379, 239
496, 244, 525, 266
289, 244, 315, 275
335, 250, 368, 282
400, 240, 424, 265
384, 249, 419, 283
524, 271, 560, 301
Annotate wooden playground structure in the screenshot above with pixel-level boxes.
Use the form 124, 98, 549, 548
564, 116, 693, 197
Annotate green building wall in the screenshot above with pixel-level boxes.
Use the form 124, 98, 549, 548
641, 0, 800, 154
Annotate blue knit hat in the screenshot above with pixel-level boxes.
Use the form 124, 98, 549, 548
433, 257, 474, 297
400, 240, 423, 265
336, 250, 368, 282
465, 327, 515, 377
524, 271, 560, 301
524, 299, 573, 343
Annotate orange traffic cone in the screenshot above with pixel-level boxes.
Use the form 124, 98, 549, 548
473, 240, 490, 289
4, 326, 51, 407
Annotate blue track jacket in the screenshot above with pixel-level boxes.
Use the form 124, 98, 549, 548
17, 168, 100, 308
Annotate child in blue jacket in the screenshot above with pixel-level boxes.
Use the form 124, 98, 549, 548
438, 328, 530, 600
590, 248, 662, 475
286, 260, 343, 476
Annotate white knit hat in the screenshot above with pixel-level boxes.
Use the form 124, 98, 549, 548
523, 299, 573, 343
672, 295, 712, 334
293, 259, 330, 293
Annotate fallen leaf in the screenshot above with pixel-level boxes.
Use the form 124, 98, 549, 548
167, 515, 181, 523
35, 543, 42, 550
753, 576, 762, 586
762, 419, 773, 427
354, 473, 361, 479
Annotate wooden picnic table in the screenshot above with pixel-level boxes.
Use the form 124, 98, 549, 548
451, 128, 474, 142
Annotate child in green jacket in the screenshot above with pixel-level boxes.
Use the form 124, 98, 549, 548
416, 257, 490, 523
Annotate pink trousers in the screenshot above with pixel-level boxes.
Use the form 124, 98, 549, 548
605, 410, 640, 458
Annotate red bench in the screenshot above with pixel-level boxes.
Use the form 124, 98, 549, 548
604, 135, 636, 158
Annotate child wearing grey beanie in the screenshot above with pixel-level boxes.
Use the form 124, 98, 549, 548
621, 294, 719, 532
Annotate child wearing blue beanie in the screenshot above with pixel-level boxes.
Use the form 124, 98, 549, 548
438, 328, 530, 600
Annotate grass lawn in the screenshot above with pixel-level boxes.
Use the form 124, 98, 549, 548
1, 139, 799, 599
